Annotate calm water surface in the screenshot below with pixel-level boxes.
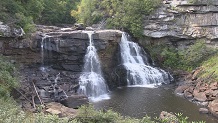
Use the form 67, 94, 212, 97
93, 85, 218, 123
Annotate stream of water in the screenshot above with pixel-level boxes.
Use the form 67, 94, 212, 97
93, 85, 218, 123
120, 33, 172, 87
78, 31, 109, 101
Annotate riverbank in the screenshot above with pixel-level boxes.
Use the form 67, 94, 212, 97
175, 53, 218, 118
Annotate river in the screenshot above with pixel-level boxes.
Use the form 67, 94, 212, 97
93, 85, 218, 123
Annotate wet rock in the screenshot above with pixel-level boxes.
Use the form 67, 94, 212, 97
193, 89, 207, 102
61, 95, 89, 109
61, 64, 81, 72
183, 86, 194, 97
46, 102, 77, 118
197, 101, 209, 107
208, 99, 218, 118
184, 90, 193, 98
199, 108, 209, 114
175, 85, 190, 94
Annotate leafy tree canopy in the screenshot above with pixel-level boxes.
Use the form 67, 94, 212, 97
72, 0, 161, 38
0, 0, 79, 33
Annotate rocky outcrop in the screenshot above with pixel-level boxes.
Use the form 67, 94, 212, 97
159, 111, 178, 123
175, 68, 218, 117
208, 99, 218, 117
45, 102, 77, 118
60, 95, 88, 109
1, 25, 123, 105
0, 22, 25, 38
33, 28, 122, 89
143, 0, 218, 48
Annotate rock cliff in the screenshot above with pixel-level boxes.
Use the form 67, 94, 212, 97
0, 25, 123, 104
143, 0, 218, 48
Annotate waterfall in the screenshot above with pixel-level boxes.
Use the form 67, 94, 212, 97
40, 35, 53, 72
40, 35, 48, 71
120, 33, 171, 87
78, 31, 109, 101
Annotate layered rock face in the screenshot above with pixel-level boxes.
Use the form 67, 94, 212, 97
143, 0, 218, 48
34, 27, 122, 89
35, 29, 122, 72
0, 25, 122, 105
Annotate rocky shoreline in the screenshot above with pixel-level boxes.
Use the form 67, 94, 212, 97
175, 68, 218, 118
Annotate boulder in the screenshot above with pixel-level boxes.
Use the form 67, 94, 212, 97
209, 82, 218, 90
191, 67, 202, 81
199, 108, 209, 114
208, 99, 218, 118
61, 95, 89, 108
46, 102, 77, 118
74, 23, 85, 30
193, 89, 207, 102
184, 89, 193, 98
0, 24, 25, 38
175, 85, 190, 94
159, 111, 178, 123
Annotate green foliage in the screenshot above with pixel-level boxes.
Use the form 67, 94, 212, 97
73, 0, 161, 38
154, 113, 205, 123
106, 0, 161, 38
0, 98, 205, 123
197, 53, 218, 82
0, 97, 70, 123
146, 40, 216, 71
0, 0, 79, 33
71, 0, 103, 25
75, 105, 140, 123
0, 56, 18, 98
40, 0, 79, 25
178, 40, 216, 70
15, 13, 36, 33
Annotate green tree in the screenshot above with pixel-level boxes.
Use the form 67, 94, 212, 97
72, 0, 161, 38
41, 0, 78, 25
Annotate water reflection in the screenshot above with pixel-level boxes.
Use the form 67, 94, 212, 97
93, 86, 218, 123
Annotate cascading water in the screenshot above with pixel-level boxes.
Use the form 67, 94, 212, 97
78, 31, 109, 101
40, 35, 48, 71
40, 35, 53, 72
120, 33, 171, 87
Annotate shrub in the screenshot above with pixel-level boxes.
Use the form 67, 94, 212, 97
75, 105, 141, 123
15, 13, 36, 33
197, 53, 218, 82
146, 40, 217, 71
0, 56, 18, 98
0, 98, 206, 123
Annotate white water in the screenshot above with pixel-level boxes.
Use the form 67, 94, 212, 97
40, 35, 53, 72
120, 33, 171, 87
78, 31, 109, 101
40, 35, 48, 71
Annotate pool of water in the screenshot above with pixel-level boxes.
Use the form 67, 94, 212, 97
93, 85, 218, 123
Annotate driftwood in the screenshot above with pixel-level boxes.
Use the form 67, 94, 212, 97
32, 95, 36, 109
13, 88, 33, 105
32, 80, 44, 105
